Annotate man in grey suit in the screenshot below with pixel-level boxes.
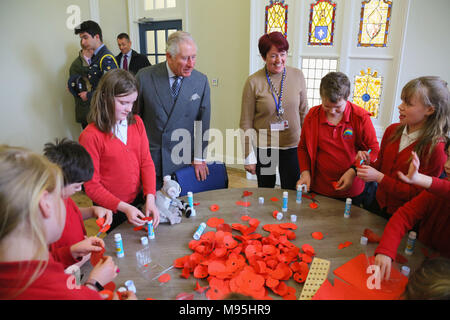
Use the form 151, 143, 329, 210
136, 31, 211, 190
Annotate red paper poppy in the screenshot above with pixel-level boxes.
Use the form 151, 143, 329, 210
302, 244, 315, 256
90, 245, 105, 266
309, 202, 318, 209
95, 217, 105, 227
207, 217, 225, 228
242, 191, 253, 197
99, 224, 110, 233
158, 273, 171, 283
311, 231, 324, 240
241, 215, 251, 221
331, 181, 339, 190
270, 197, 279, 202
193, 265, 209, 279
209, 204, 220, 212
99, 289, 114, 300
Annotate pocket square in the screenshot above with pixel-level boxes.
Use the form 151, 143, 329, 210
190, 93, 201, 101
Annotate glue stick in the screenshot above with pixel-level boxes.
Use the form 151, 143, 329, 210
187, 191, 196, 217
148, 221, 155, 240
114, 233, 125, 258
344, 198, 352, 218
193, 222, 206, 240
404, 231, 416, 255
296, 185, 303, 204
282, 191, 288, 212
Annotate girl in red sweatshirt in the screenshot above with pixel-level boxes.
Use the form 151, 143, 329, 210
79, 69, 160, 231
374, 140, 450, 281
0, 146, 118, 300
357, 76, 448, 217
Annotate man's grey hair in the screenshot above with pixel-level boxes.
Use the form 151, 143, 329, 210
166, 31, 197, 57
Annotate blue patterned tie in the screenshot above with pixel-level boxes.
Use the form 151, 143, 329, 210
171, 76, 182, 98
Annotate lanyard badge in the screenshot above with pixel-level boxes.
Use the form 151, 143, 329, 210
265, 67, 286, 121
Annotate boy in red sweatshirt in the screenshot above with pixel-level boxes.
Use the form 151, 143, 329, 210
375, 138, 450, 281
297, 72, 379, 205
44, 139, 113, 268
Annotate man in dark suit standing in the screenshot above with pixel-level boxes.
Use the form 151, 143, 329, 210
136, 31, 211, 190
116, 33, 151, 75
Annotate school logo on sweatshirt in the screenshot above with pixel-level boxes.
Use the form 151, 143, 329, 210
343, 128, 354, 139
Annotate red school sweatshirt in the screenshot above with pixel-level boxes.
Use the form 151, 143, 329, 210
79, 115, 156, 211
297, 101, 379, 198
375, 178, 450, 260
49, 198, 86, 268
372, 123, 446, 215
0, 256, 101, 300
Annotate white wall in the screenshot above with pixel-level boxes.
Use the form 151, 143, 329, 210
391, 0, 450, 124
0, 0, 128, 153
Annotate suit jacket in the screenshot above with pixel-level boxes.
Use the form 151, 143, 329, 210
116, 50, 151, 75
136, 62, 211, 179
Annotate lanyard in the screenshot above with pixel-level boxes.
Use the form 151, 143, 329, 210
265, 67, 286, 118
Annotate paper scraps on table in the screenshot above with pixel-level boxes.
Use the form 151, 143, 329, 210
242, 191, 253, 197
328, 253, 408, 300
195, 280, 208, 294
209, 204, 220, 212
363, 228, 381, 243
337, 241, 353, 250
173, 216, 317, 300
236, 200, 251, 207
158, 273, 171, 283
309, 202, 318, 209
270, 197, 279, 202
194, 202, 200, 206
331, 181, 339, 190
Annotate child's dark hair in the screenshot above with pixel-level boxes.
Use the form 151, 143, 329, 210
320, 72, 351, 102
74, 20, 103, 42
445, 136, 450, 153
43, 138, 94, 186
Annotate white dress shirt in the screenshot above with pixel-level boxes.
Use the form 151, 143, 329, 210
113, 120, 128, 145
399, 126, 421, 152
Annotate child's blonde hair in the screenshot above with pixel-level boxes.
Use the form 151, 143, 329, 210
392, 76, 450, 162
0, 145, 64, 298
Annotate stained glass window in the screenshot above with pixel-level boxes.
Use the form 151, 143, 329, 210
265, 1, 288, 37
358, 0, 393, 47
302, 57, 338, 108
308, 0, 337, 46
353, 68, 383, 118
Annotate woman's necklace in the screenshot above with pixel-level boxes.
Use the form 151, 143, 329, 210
265, 66, 286, 119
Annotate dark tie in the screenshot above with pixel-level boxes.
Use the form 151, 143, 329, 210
171, 76, 182, 98
123, 55, 128, 71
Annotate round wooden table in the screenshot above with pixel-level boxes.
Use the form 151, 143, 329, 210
82, 188, 427, 300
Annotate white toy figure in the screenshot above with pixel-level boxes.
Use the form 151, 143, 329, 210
155, 176, 184, 224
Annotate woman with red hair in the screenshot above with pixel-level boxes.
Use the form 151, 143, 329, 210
240, 32, 308, 190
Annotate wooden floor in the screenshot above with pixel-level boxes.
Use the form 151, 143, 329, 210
73, 167, 257, 237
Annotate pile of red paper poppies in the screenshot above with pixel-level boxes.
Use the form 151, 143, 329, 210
173, 215, 315, 300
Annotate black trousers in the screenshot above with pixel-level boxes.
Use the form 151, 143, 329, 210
255, 147, 300, 190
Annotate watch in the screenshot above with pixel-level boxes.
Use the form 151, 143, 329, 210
350, 165, 357, 174
86, 279, 104, 292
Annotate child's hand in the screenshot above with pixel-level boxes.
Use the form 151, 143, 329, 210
70, 236, 105, 260
92, 206, 113, 227
88, 256, 118, 287
357, 165, 384, 183
356, 150, 371, 165
374, 254, 392, 281
297, 171, 311, 192
118, 202, 146, 227
144, 194, 160, 228
336, 169, 356, 191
